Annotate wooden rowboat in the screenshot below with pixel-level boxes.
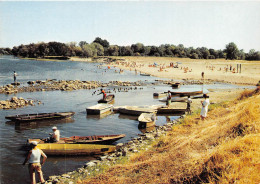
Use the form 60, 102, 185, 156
153, 92, 167, 98
138, 113, 156, 128
140, 73, 151, 76
35, 143, 116, 156
157, 107, 186, 115
98, 94, 115, 103
171, 83, 181, 88
28, 134, 126, 145
159, 97, 187, 103
118, 106, 157, 116
170, 90, 203, 97
5, 112, 75, 122
86, 104, 113, 115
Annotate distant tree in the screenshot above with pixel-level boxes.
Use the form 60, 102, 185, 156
93, 37, 110, 48
108, 45, 119, 56
82, 44, 93, 57
131, 43, 145, 55
218, 50, 225, 58
79, 41, 88, 49
190, 53, 199, 59
224, 42, 239, 60
91, 42, 104, 56
120, 46, 133, 56
209, 49, 218, 59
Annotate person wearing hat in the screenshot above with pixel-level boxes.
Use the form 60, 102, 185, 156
200, 94, 210, 120
49, 126, 60, 143
23, 141, 47, 184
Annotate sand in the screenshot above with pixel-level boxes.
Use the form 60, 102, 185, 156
70, 56, 260, 85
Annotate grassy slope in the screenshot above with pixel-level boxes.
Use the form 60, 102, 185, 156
80, 88, 260, 184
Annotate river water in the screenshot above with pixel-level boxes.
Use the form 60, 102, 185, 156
0, 56, 254, 184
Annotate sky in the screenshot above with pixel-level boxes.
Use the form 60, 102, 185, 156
1, 1, 260, 52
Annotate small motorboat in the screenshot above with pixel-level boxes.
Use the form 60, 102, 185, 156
5, 112, 75, 122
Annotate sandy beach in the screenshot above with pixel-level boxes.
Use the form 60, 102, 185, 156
71, 56, 260, 85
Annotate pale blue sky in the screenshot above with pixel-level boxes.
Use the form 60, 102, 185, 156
1, 1, 260, 52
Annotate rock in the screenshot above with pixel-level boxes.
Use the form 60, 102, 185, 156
61, 174, 70, 178
85, 162, 96, 167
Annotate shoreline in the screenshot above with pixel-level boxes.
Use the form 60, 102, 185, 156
70, 56, 260, 86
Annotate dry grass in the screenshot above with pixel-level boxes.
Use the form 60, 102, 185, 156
80, 90, 260, 184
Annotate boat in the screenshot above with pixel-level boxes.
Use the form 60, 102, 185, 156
86, 104, 113, 115
98, 94, 115, 103
138, 113, 156, 128
28, 134, 126, 145
170, 90, 203, 97
140, 73, 151, 76
159, 97, 187, 102
32, 143, 116, 156
157, 107, 186, 115
171, 83, 181, 88
153, 92, 167, 98
5, 112, 75, 122
118, 105, 158, 116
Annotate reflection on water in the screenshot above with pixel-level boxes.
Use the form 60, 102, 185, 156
6, 118, 75, 131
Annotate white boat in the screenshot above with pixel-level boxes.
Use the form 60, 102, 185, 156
86, 104, 113, 115
118, 105, 158, 116
138, 113, 156, 128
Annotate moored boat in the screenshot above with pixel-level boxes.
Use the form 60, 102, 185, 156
171, 83, 181, 88
153, 92, 167, 98
157, 107, 186, 115
140, 73, 151, 76
28, 134, 126, 145
138, 113, 156, 128
5, 112, 75, 122
118, 106, 157, 116
35, 143, 116, 156
170, 90, 203, 97
86, 104, 113, 115
159, 97, 187, 102
98, 94, 115, 103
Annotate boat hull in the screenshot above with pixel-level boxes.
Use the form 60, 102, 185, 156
170, 91, 202, 97
86, 104, 113, 115
157, 108, 186, 115
98, 94, 115, 104
28, 134, 126, 145
119, 108, 155, 116
5, 112, 75, 122
36, 143, 116, 156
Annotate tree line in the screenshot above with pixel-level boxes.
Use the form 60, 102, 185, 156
1, 37, 260, 60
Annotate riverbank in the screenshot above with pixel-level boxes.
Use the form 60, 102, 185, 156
45, 87, 259, 184
43, 87, 259, 184
70, 56, 260, 85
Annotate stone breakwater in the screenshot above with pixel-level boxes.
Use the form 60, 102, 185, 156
43, 117, 184, 184
0, 96, 40, 109
0, 79, 215, 95
0, 80, 144, 94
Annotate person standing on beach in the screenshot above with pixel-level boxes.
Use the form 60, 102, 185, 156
166, 90, 171, 107
186, 95, 192, 114
13, 71, 17, 82
22, 141, 47, 184
200, 94, 210, 120
201, 72, 204, 80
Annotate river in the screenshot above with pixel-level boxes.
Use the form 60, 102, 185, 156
0, 56, 254, 184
